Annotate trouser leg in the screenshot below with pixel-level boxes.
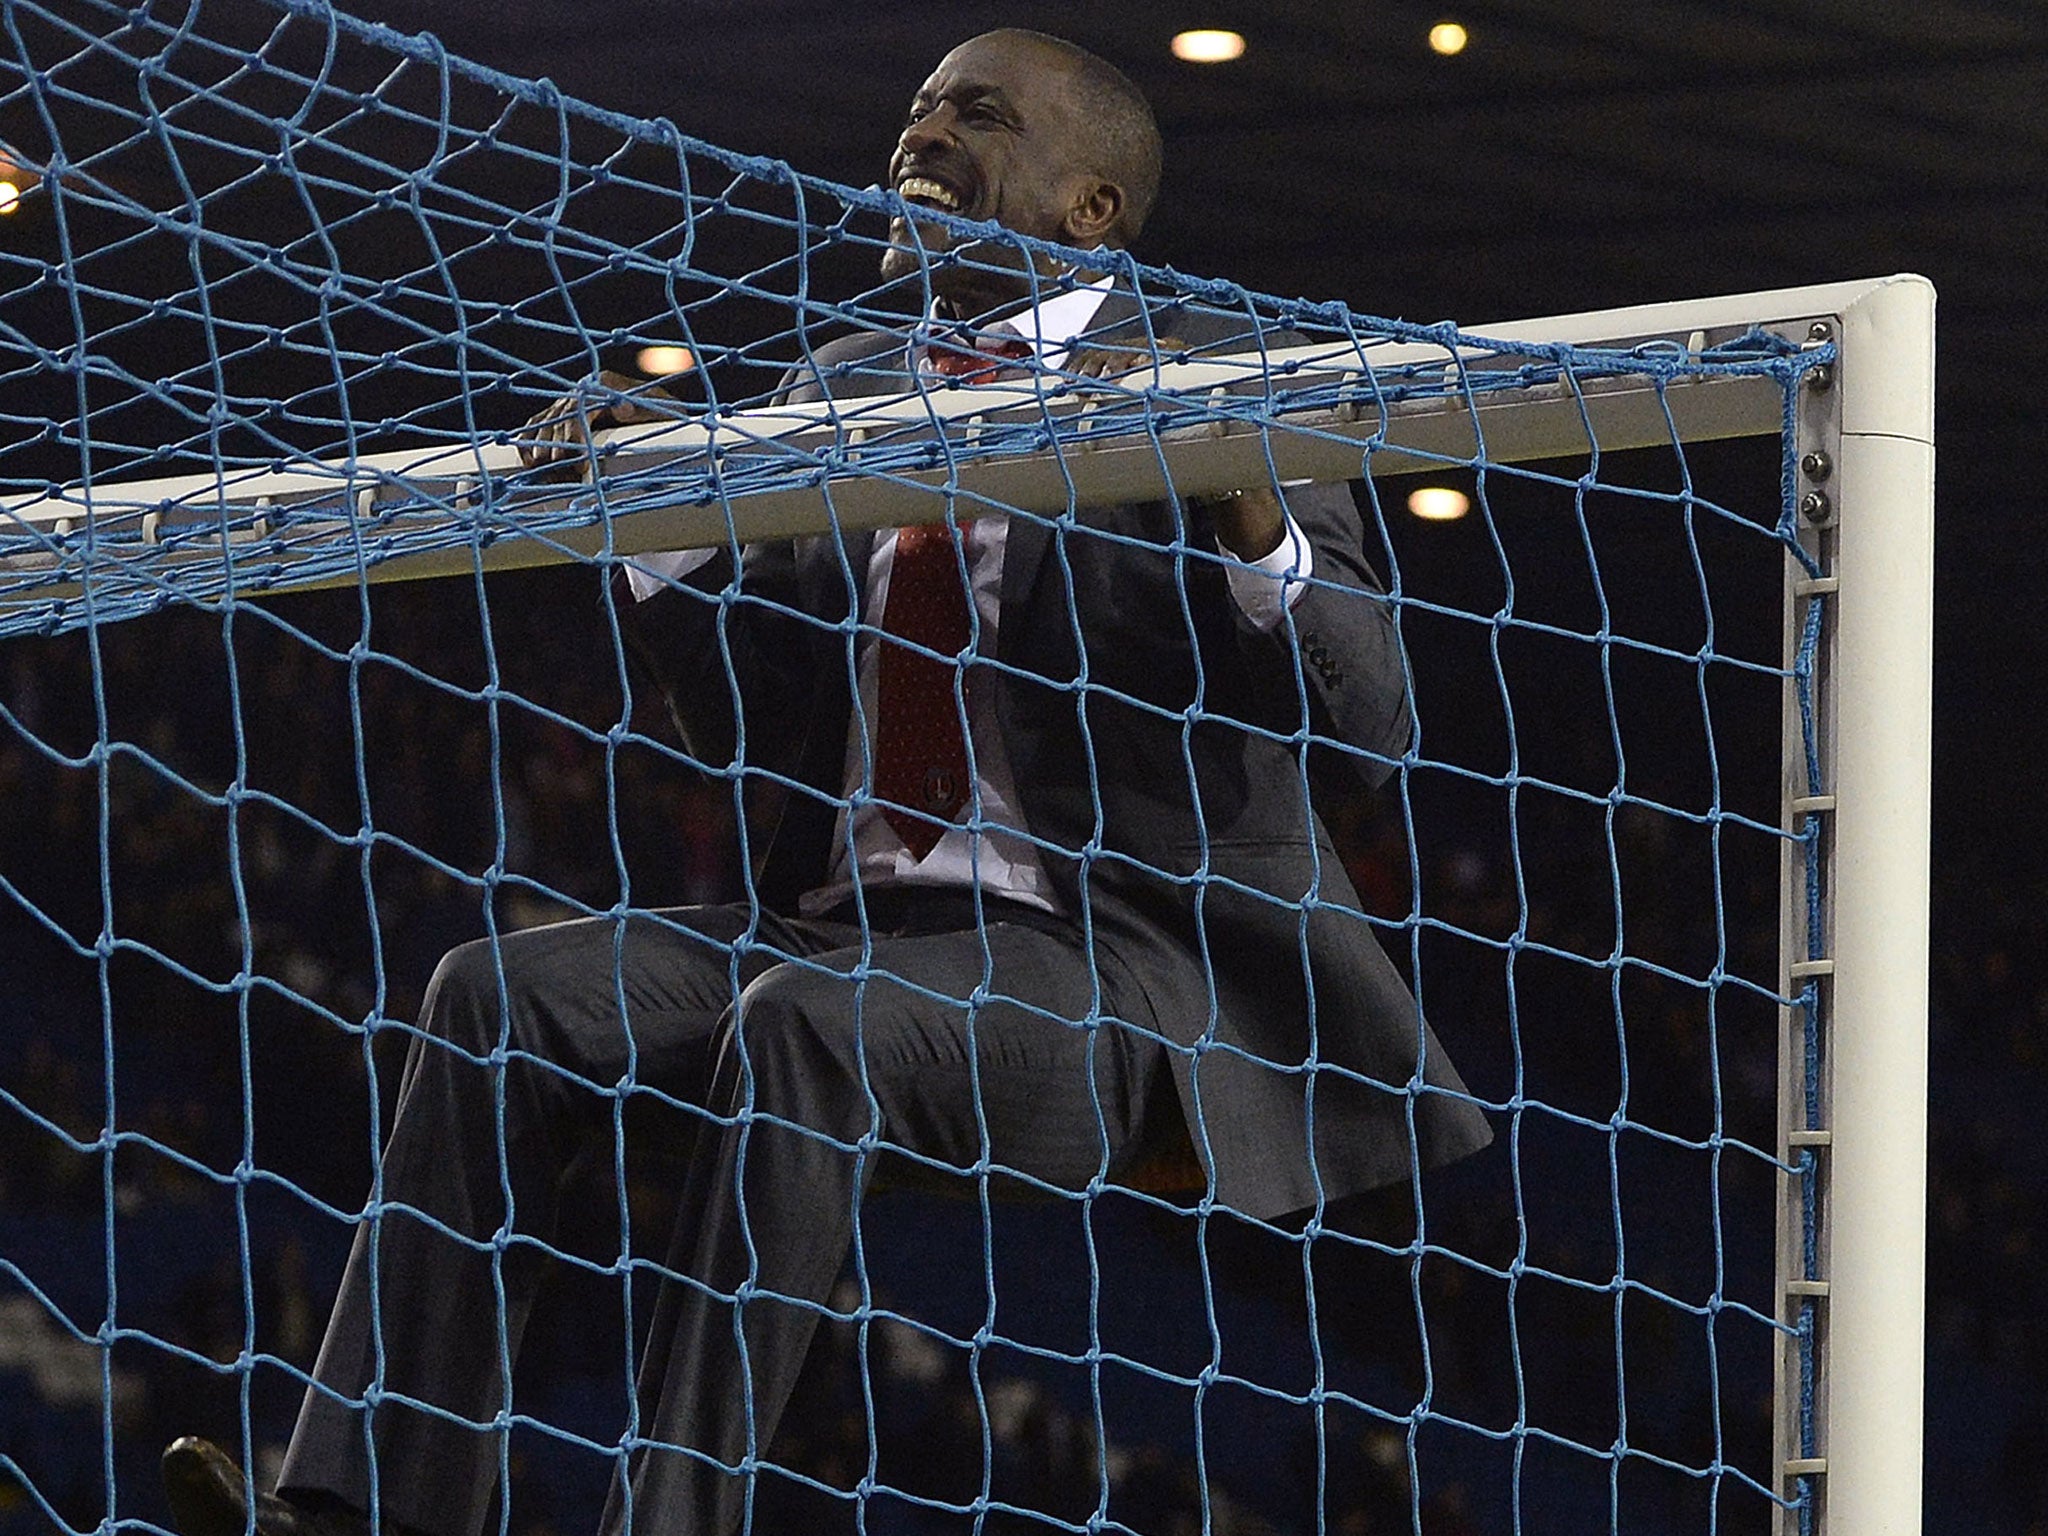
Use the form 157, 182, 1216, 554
278, 904, 818, 1536
605, 915, 1168, 1536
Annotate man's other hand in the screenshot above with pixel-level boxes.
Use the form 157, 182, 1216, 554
1201, 485, 1288, 563
517, 369, 680, 479
1068, 335, 1187, 382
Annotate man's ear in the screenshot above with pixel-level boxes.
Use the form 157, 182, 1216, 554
1062, 179, 1125, 248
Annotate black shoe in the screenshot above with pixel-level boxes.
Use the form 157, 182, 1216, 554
161, 1439, 323, 1536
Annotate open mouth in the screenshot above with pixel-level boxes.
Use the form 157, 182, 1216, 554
896, 172, 969, 217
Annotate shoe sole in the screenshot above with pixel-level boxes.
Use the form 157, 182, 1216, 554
162, 1438, 251, 1536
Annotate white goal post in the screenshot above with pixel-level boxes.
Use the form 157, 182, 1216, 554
1, 273, 1933, 1534
1769, 273, 1934, 1536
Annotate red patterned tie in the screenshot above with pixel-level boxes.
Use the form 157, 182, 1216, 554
875, 523, 974, 858
925, 331, 1033, 382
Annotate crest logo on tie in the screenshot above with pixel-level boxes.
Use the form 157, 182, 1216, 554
922, 766, 958, 810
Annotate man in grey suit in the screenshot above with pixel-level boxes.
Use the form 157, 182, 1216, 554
163, 27, 1489, 1536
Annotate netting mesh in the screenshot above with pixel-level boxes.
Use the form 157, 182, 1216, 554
0, 4, 1834, 1536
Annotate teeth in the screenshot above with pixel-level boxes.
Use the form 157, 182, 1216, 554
897, 176, 960, 211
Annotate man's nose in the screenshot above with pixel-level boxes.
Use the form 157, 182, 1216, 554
897, 102, 958, 156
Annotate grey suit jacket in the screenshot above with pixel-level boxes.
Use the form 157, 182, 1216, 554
626, 286, 1492, 1219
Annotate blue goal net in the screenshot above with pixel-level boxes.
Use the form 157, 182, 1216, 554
0, 4, 1839, 1536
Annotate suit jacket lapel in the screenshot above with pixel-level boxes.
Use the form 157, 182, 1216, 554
1077, 285, 1150, 348
997, 506, 1050, 669
797, 332, 902, 624
994, 281, 1152, 651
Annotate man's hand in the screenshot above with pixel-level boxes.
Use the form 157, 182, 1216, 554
1067, 334, 1188, 382
517, 369, 680, 480
1200, 486, 1288, 563
1060, 337, 1286, 559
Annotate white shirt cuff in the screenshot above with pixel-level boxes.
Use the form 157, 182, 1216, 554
1222, 512, 1314, 632
623, 546, 720, 602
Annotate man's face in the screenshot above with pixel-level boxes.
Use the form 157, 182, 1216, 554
880, 32, 1112, 289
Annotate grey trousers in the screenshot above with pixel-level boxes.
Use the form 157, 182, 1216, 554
277, 893, 1169, 1536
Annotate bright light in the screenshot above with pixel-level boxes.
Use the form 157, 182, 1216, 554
1407, 486, 1470, 521
0, 182, 18, 216
636, 345, 695, 376
1428, 21, 1469, 55
1171, 29, 1246, 63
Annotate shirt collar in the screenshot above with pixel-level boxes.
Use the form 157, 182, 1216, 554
1016, 274, 1116, 370
923, 272, 1116, 374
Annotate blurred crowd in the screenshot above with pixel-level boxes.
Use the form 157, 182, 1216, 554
1, 560, 2032, 1536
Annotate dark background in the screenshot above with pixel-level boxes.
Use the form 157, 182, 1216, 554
2, 2, 2043, 1534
